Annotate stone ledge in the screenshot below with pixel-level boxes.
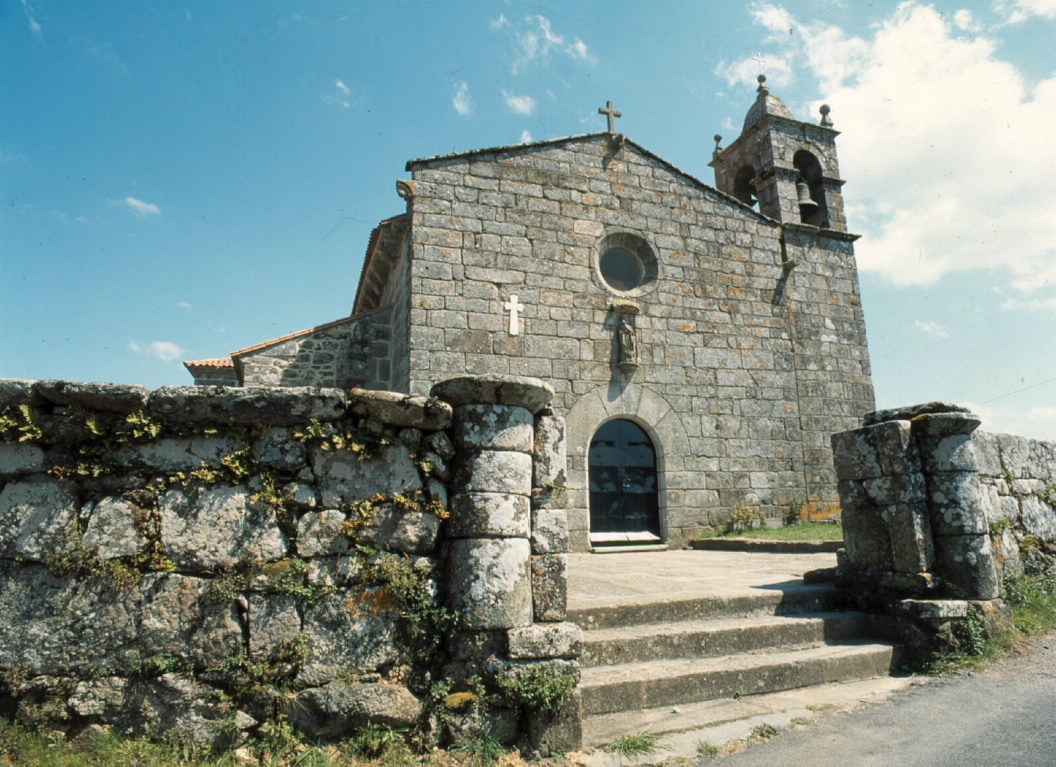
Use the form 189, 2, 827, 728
431, 375, 554, 414
690, 538, 843, 554
148, 385, 347, 425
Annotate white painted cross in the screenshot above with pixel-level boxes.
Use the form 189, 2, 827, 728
752, 52, 767, 75
504, 295, 523, 336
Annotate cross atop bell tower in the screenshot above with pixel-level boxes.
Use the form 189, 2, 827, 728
709, 76, 848, 232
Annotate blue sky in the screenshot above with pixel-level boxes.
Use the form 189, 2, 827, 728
3, 1, 1055, 440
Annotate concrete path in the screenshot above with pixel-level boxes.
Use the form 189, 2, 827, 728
568, 549, 840, 609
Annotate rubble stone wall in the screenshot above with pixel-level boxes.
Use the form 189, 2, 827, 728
0, 376, 579, 753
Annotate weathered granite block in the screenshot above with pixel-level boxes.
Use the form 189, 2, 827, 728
290, 681, 423, 738
0, 378, 40, 408
447, 629, 507, 661
454, 404, 534, 452
148, 386, 347, 425
296, 509, 350, 557
926, 472, 988, 535
531, 508, 569, 554
1021, 495, 1056, 541
300, 592, 401, 686
883, 502, 934, 574
82, 497, 148, 559
839, 503, 891, 569
431, 375, 554, 414
531, 553, 567, 622
358, 506, 441, 555
247, 593, 302, 657
0, 477, 79, 561
313, 445, 422, 507
932, 534, 999, 600
913, 412, 982, 474
831, 421, 900, 481
533, 411, 567, 489
158, 486, 288, 570
0, 443, 45, 476
347, 387, 453, 430
34, 380, 150, 414
507, 621, 581, 660
447, 493, 530, 538
453, 450, 533, 495
447, 538, 532, 629
118, 436, 241, 473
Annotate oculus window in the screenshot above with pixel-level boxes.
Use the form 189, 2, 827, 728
596, 233, 658, 295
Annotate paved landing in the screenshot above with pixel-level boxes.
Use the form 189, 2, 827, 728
567, 549, 839, 610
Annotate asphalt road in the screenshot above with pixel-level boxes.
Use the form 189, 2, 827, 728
714, 636, 1056, 767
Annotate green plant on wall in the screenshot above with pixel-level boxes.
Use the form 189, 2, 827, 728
0, 404, 44, 443
494, 663, 577, 717
727, 501, 765, 532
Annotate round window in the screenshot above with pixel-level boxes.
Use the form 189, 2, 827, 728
600, 247, 645, 291
596, 233, 658, 295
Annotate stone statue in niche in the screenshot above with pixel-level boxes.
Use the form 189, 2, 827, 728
617, 316, 637, 370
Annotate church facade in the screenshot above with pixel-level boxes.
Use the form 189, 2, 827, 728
186, 79, 874, 550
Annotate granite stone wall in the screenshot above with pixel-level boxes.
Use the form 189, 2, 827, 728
237, 308, 395, 391
0, 376, 579, 753
405, 135, 873, 546
831, 403, 1056, 654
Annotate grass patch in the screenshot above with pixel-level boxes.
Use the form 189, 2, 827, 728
605, 731, 662, 757
696, 740, 721, 758
698, 521, 843, 542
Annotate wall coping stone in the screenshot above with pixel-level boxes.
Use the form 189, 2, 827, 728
864, 401, 971, 426
34, 381, 151, 414
347, 388, 452, 430
431, 375, 554, 414
147, 385, 348, 425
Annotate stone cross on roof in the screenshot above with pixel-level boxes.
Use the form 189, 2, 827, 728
598, 100, 622, 134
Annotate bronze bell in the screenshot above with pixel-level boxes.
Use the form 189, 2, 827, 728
796, 179, 818, 210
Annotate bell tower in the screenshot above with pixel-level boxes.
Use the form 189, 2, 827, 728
710, 75, 847, 232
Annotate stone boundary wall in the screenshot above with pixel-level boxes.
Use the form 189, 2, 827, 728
830, 402, 1056, 653
0, 376, 579, 754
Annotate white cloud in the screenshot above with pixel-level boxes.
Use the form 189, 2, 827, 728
519, 130, 533, 144
178, 301, 192, 310
129, 340, 186, 363
323, 79, 356, 109
453, 80, 472, 116
21, 0, 42, 40
502, 90, 536, 115
952, 9, 982, 32
493, 14, 595, 74
996, 0, 1056, 24
737, 3, 1056, 308
124, 197, 160, 218
913, 320, 949, 338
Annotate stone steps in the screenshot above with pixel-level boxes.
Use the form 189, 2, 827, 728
580, 641, 900, 716
568, 582, 840, 630
572, 581, 902, 736
581, 611, 874, 667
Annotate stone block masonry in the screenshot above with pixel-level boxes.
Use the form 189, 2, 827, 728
831, 401, 1056, 657
0, 375, 580, 753
405, 135, 873, 546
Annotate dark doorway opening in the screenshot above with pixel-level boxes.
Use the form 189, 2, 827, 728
588, 419, 660, 545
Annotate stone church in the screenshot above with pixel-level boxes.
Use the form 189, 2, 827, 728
185, 77, 874, 551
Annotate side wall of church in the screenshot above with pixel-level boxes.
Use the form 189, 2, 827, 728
405, 137, 870, 548
783, 228, 874, 507
238, 309, 395, 391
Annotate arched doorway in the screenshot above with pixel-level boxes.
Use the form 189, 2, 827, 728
588, 419, 660, 542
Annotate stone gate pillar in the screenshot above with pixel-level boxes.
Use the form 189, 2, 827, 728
431, 375, 582, 753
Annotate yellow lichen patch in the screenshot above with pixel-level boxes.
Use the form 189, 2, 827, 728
443, 691, 479, 711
